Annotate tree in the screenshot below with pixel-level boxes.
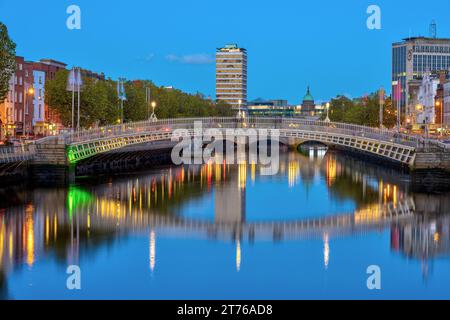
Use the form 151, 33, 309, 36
328, 95, 354, 122
45, 70, 120, 128
325, 93, 398, 129
45, 72, 234, 129
0, 22, 16, 102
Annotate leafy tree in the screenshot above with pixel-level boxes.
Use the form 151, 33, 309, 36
325, 92, 397, 129
328, 95, 354, 122
0, 22, 16, 102
45, 71, 234, 129
45, 70, 120, 128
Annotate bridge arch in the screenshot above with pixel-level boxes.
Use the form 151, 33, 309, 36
37, 117, 419, 166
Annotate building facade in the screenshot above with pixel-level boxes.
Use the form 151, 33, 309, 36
0, 56, 28, 137
416, 73, 439, 124
216, 44, 247, 109
32, 70, 46, 135
34, 59, 67, 135
392, 36, 450, 121
444, 82, 450, 126
0, 57, 68, 140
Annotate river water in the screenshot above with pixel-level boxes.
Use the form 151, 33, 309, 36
0, 147, 449, 299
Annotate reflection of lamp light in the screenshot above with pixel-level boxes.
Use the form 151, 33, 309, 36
325, 102, 331, 122
150, 230, 156, 272
236, 240, 241, 272
323, 233, 329, 270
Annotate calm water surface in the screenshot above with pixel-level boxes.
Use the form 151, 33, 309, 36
1, 148, 450, 299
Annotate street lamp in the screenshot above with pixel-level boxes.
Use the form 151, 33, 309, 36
436, 100, 444, 137
24, 85, 34, 139
238, 99, 242, 118
150, 101, 157, 122
325, 102, 331, 123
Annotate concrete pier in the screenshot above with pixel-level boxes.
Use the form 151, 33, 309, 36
31, 136, 74, 185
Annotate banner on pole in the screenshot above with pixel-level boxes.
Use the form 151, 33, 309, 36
67, 67, 84, 91
379, 88, 385, 105
67, 68, 76, 91
117, 79, 127, 101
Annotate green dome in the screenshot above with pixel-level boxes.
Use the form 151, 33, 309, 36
303, 86, 314, 102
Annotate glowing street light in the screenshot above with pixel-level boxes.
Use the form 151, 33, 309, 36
325, 102, 331, 123
436, 100, 444, 137
150, 101, 157, 122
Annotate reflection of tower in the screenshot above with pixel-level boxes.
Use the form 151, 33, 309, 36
214, 178, 246, 224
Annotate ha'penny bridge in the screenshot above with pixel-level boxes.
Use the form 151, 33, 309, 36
1, 117, 450, 182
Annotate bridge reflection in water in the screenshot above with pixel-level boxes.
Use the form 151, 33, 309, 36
1, 149, 450, 292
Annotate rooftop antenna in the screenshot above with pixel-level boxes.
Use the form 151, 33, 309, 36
430, 20, 437, 38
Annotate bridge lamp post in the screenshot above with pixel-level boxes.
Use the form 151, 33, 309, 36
150, 101, 157, 122
325, 102, 331, 123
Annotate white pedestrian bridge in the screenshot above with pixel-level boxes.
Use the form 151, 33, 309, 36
1, 117, 449, 168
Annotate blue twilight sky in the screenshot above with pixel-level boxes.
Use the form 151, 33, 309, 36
1, 0, 449, 104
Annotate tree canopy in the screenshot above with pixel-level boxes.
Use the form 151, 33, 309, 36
326, 93, 397, 128
0, 22, 16, 102
45, 72, 233, 129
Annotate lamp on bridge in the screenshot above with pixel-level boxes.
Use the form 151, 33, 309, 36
150, 101, 157, 122
325, 102, 331, 123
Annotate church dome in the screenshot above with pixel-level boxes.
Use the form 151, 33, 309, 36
303, 86, 314, 102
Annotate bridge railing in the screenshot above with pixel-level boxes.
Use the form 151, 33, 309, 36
63, 116, 438, 150
276, 118, 422, 147
0, 144, 34, 163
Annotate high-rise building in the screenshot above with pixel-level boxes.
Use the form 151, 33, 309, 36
216, 44, 247, 109
392, 35, 450, 120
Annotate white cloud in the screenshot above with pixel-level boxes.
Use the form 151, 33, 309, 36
166, 54, 214, 65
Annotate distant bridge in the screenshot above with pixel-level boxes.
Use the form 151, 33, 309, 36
1, 117, 450, 178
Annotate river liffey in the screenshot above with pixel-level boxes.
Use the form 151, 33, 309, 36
1, 147, 450, 300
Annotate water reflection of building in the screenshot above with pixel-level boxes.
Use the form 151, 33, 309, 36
391, 215, 450, 278
2, 149, 450, 291
215, 182, 246, 224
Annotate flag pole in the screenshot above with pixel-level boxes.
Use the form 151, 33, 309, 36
77, 67, 81, 131
71, 68, 75, 132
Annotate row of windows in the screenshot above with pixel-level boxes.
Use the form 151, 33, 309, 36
217, 89, 248, 93
216, 84, 247, 89
216, 53, 247, 58
216, 59, 247, 64
413, 45, 450, 53
216, 79, 246, 83
217, 73, 247, 78
217, 93, 247, 97
6, 90, 44, 103
216, 69, 246, 73
392, 46, 407, 74
413, 54, 450, 72
216, 64, 246, 68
